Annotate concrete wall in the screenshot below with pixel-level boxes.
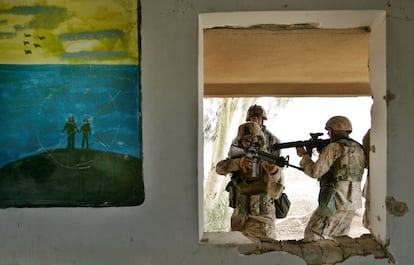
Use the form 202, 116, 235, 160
0, 1, 413, 264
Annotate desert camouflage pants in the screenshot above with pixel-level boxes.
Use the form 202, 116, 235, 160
231, 209, 277, 241
304, 209, 356, 241
242, 215, 277, 241
362, 178, 371, 230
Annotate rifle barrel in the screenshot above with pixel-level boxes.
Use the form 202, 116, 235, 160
272, 138, 331, 150
273, 140, 309, 150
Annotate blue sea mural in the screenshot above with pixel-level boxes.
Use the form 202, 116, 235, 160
0, 1, 143, 207
0, 64, 141, 166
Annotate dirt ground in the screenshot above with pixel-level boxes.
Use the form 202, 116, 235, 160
274, 167, 370, 240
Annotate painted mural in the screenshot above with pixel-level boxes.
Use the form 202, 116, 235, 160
0, 0, 143, 207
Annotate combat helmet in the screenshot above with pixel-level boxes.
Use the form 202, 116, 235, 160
245, 105, 267, 121
236, 122, 265, 147
325, 115, 353, 133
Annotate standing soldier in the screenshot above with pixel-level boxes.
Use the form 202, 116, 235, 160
62, 115, 78, 149
216, 122, 285, 242
296, 116, 366, 241
80, 118, 91, 149
235, 104, 281, 157
362, 128, 371, 230
236, 104, 285, 216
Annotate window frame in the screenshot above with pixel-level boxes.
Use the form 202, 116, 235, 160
198, 10, 387, 245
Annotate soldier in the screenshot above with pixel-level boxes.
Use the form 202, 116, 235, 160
80, 118, 91, 149
62, 115, 78, 149
362, 128, 371, 230
296, 116, 366, 241
216, 122, 285, 241
233, 104, 281, 157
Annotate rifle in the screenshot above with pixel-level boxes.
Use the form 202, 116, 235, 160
227, 144, 301, 210
272, 132, 331, 155
229, 144, 303, 172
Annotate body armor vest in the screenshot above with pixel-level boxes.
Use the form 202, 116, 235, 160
329, 138, 365, 182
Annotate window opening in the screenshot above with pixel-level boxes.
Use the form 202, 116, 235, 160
198, 10, 388, 264
203, 97, 372, 240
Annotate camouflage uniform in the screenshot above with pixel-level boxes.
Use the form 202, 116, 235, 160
217, 122, 284, 240
362, 128, 371, 229
262, 125, 281, 151
300, 138, 366, 241
231, 105, 281, 157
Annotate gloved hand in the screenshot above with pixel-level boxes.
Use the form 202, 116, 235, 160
262, 161, 278, 175
296, 146, 307, 157
239, 156, 252, 172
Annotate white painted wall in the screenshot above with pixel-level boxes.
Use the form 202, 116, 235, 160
0, 1, 413, 265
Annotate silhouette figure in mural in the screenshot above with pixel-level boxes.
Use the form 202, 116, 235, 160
62, 115, 78, 149
80, 118, 91, 149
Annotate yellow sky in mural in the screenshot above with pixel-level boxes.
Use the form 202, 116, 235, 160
0, 0, 139, 64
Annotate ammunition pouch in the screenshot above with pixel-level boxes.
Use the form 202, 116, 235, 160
318, 183, 336, 217
275, 192, 291, 218
225, 181, 237, 208
249, 194, 261, 215
249, 193, 272, 216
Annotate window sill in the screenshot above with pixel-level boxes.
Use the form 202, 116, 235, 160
201, 232, 392, 264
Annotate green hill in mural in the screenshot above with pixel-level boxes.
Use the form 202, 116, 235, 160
0, 149, 144, 208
